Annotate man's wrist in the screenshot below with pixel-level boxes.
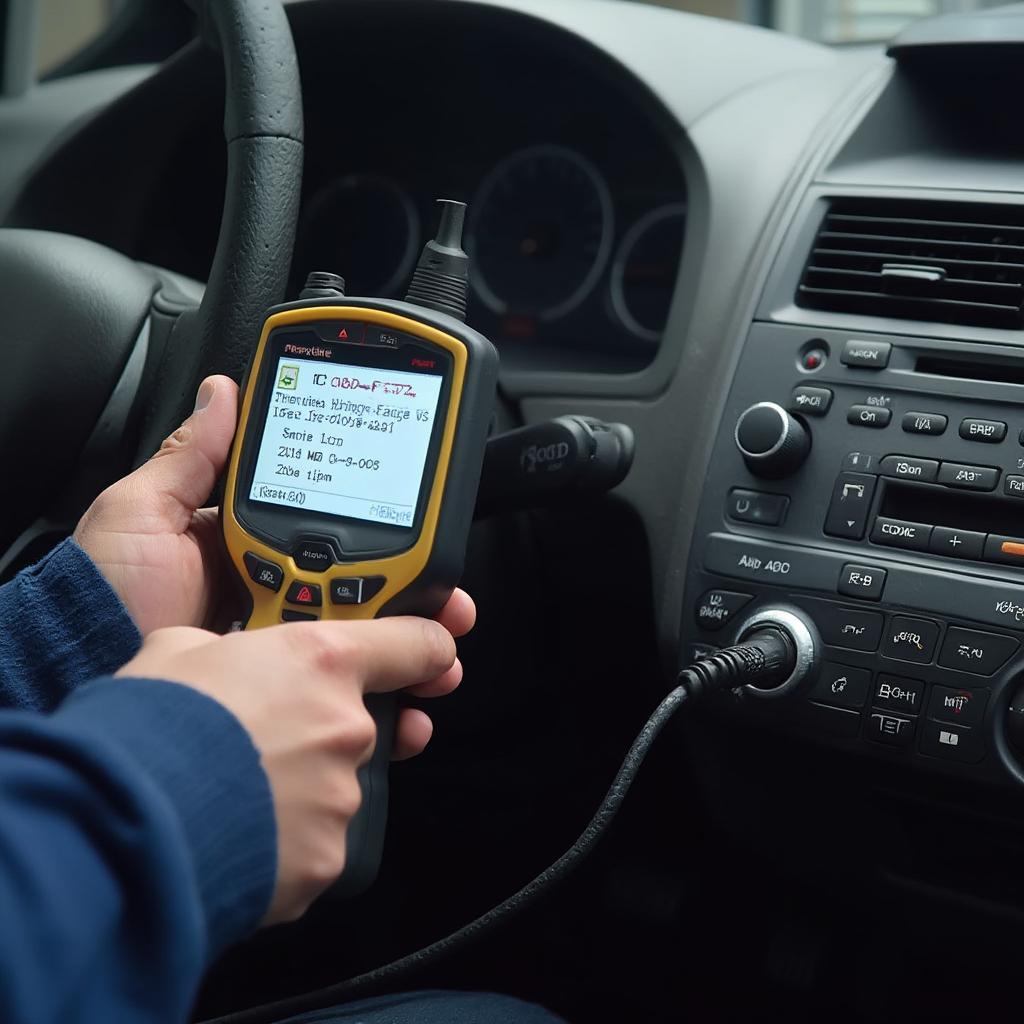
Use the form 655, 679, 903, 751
0, 539, 141, 710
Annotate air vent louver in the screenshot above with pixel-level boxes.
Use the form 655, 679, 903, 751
797, 199, 1024, 330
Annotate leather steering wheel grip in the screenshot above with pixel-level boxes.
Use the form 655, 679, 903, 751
138, 0, 304, 461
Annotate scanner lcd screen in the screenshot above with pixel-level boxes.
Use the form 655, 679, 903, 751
249, 355, 444, 528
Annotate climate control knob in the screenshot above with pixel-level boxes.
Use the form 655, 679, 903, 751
734, 402, 810, 478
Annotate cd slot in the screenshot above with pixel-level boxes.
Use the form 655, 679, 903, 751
915, 354, 1024, 387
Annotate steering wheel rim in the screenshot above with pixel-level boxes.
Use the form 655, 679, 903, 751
134, 0, 304, 463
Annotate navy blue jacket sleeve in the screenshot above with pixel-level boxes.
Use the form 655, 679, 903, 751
0, 539, 141, 710
0, 676, 276, 1024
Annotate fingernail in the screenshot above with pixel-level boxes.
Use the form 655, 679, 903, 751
194, 378, 216, 412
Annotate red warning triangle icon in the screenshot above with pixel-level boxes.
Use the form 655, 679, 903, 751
338, 328, 348, 339
296, 585, 313, 603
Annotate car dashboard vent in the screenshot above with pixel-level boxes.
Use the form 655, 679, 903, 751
797, 198, 1024, 330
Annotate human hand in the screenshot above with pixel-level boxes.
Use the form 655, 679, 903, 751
116, 613, 465, 923
74, 376, 239, 635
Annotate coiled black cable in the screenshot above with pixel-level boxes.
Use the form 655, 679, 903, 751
204, 628, 795, 1024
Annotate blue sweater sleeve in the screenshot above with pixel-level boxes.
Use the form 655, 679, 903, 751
0, 539, 141, 710
0, 676, 276, 1024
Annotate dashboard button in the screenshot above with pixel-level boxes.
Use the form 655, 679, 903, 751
824, 472, 877, 540
789, 386, 833, 416
871, 517, 932, 551
959, 418, 1007, 443
983, 535, 1024, 566
937, 627, 1018, 675
902, 412, 947, 436
293, 539, 334, 572
883, 615, 941, 664
837, 563, 887, 601
927, 685, 989, 728
937, 462, 1000, 491
695, 590, 753, 632
1005, 475, 1024, 498
879, 455, 940, 483
243, 552, 283, 592
842, 452, 874, 472
867, 711, 916, 747
873, 674, 924, 714
809, 662, 872, 710
841, 339, 891, 368
919, 720, 985, 763
801, 348, 826, 372
847, 405, 891, 428
818, 605, 883, 652
929, 527, 985, 560
726, 489, 789, 526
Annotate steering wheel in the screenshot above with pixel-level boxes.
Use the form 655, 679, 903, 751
0, 0, 303, 575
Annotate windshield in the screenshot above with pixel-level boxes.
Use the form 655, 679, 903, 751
627, 0, 1010, 45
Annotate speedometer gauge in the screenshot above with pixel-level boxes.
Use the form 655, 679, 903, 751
611, 203, 686, 341
467, 145, 613, 321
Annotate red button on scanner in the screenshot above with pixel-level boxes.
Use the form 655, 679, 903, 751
286, 581, 323, 607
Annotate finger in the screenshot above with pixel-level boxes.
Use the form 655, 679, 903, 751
434, 589, 476, 638
287, 618, 457, 694
405, 657, 464, 699
391, 707, 434, 761
189, 508, 239, 631
126, 376, 239, 525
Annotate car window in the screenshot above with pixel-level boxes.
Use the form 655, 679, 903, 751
35, 0, 120, 76
613, 0, 1010, 44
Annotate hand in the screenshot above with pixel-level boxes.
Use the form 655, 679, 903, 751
74, 376, 239, 635
116, 613, 464, 923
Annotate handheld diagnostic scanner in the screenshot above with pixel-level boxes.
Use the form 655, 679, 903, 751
222, 200, 498, 896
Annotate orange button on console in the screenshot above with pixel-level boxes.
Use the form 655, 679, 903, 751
983, 535, 1024, 564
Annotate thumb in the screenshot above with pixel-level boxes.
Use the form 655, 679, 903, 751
131, 375, 240, 517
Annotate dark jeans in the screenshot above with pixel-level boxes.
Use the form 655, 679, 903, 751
282, 990, 567, 1023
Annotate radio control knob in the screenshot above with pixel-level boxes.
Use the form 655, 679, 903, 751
734, 402, 810, 478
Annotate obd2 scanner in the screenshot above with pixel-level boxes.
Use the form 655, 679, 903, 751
222, 201, 498, 895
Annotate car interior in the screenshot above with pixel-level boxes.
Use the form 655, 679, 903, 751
5, 0, 1024, 1021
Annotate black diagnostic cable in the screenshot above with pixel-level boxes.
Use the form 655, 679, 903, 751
204, 627, 797, 1024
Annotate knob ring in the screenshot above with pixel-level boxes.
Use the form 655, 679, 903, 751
734, 401, 790, 462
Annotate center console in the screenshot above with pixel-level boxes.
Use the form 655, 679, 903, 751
681, 323, 1024, 786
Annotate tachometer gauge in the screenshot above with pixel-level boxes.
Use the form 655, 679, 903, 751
298, 175, 419, 297
611, 203, 686, 342
468, 145, 613, 321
